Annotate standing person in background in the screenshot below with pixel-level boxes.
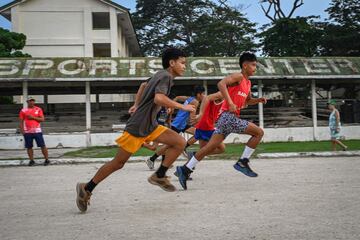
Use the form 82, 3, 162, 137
327, 100, 348, 151
19, 96, 49, 166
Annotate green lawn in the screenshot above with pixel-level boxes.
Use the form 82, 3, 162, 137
63, 140, 360, 159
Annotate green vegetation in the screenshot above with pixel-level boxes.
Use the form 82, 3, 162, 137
64, 140, 360, 159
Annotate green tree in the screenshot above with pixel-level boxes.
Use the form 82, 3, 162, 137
132, 0, 257, 56
319, 0, 360, 56
259, 0, 321, 57
260, 17, 321, 57
0, 27, 31, 57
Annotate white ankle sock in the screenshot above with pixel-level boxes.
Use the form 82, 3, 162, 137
186, 156, 199, 170
241, 146, 255, 159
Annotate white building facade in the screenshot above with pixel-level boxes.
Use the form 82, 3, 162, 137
0, 0, 141, 57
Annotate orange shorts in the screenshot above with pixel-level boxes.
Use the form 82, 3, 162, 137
115, 125, 168, 154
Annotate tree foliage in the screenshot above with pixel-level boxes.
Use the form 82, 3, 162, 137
132, 0, 257, 56
260, 17, 321, 57
319, 0, 360, 56
0, 27, 31, 57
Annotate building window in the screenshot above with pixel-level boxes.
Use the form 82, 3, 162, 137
92, 12, 110, 29
93, 43, 111, 57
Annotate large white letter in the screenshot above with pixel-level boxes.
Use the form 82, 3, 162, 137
273, 59, 295, 74
0, 60, 21, 76
218, 59, 240, 74
148, 59, 162, 74
89, 60, 117, 75
327, 59, 359, 74
257, 59, 276, 74
58, 60, 86, 75
303, 59, 331, 73
119, 59, 145, 75
191, 59, 215, 74
22, 59, 54, 75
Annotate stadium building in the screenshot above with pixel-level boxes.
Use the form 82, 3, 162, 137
0, 0, 359, 149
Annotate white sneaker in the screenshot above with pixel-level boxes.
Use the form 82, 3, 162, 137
145, 158, 155, 170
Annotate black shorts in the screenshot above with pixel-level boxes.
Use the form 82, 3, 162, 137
171, 125, 192, 134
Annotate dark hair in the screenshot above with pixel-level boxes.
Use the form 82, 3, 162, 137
239, 51, 257, 69
193, 85, 205, 95
161, 48, 186, 69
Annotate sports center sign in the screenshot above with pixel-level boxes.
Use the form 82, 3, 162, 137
0, 57, 359, 81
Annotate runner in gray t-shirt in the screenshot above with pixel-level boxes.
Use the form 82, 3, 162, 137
76, 48, 196, 213
125, 70, 174, 137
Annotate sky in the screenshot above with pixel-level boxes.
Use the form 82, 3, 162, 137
0, 0, 332, 30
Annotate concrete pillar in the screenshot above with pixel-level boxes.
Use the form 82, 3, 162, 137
327, 90, 332, 100
311, 80, 318, 140
203, 80, 208, 95
95, 94, 100, 110
85, 81, 92, 146
22, 81, 28, 108
44, 94, 49, 113
110, 8, 119, 57
83, 7, 92, 57
258, 80, 264, 129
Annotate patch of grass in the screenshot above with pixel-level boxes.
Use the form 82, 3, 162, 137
63, 140, 360, 158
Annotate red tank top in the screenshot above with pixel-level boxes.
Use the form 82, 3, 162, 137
196, 100, 223, 131
220, 77, 251, 117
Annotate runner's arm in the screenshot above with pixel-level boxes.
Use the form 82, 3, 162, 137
129, 82, 147, 114
198, 92, 223, 118
246, 92, 267, 105
189, 99, 199, 125
155, 93, 195, 112
173, 96, 189, 102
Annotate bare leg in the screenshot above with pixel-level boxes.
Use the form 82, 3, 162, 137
242, 122, 264, 149
155, 144, 169, 156
334, 139, 347, 150
186, 136, 197, 146
154, 129, 186, 167
199, 140, 225, 155
331, 140, 337, 151
92, 147, 132, 184
194, 134, 225, 161
27, 148, 34, 161
41, 146, 49, 160
142, 142, 157, 151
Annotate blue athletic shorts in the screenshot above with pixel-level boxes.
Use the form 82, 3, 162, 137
194, 129, 215, 142
24, 133, 46, 148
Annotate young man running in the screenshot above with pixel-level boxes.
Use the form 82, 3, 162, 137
174, 91, 226, 179
192, 91, 226, 156
176, 51, 267, 190
145, 86, 205, 170
76, 48, 195, 212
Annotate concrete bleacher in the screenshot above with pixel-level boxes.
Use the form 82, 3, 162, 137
0, 102, 331, 135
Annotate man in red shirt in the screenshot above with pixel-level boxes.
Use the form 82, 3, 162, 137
19, 96, 49, 166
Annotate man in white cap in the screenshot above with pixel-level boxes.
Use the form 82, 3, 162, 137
19, 96, 49, 166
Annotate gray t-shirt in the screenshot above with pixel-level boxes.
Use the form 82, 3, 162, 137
125, 70, 174, 137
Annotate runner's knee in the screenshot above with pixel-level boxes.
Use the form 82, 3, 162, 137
175, 137, 186, 150
111, 157, 126, 170
218, 144, 226, 153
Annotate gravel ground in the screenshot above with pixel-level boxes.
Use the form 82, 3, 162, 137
1, 157, 359, 240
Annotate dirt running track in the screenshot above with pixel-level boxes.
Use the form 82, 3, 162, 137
1, 157, 359, 240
